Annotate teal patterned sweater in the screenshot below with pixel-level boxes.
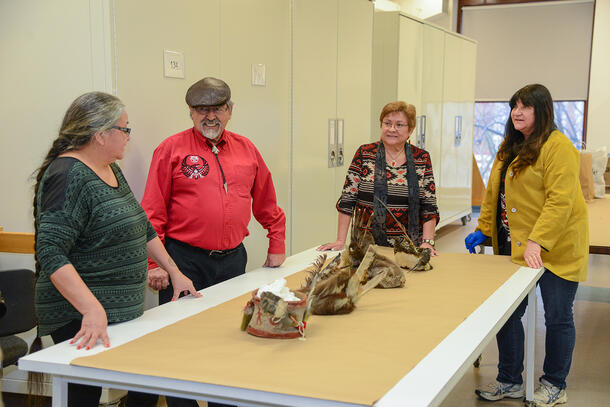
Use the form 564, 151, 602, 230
35, 158, 157, 336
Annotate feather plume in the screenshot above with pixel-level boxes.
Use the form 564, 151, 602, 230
373, 197, 433, 272
240, 300, 254, 331
298, 252, 370, 315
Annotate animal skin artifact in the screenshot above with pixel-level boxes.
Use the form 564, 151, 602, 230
241, 280, 311, 339
373, 198, 433, 272
348, 206, 405, 288
297, 250, 387, 315
348, 204, 433, 289
241, 203, 434, 328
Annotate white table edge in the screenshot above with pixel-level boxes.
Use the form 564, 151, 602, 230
20, 249, 542, 407
375, 265, 544, 407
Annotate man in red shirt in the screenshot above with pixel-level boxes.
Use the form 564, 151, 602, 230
134, 77, 286, 407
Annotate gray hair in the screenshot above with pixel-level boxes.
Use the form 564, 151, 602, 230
33, 91, 125, 277
58, 91, 125, 150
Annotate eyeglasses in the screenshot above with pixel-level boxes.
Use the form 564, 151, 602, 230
193, 105, 229, 115
112, 126, 131, 136
382, 121, 409, 130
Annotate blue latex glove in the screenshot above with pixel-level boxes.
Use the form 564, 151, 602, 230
465, 230, 488, 253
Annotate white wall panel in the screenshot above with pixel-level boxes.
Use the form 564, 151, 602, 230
370, 11, 400, 139
462, 0, 594, 101
291, 0, 339, 253
292, 0, 373, 253
337, 0, 374, 197
420, 25, 445, 186
114, 0, 221, 200
220, 0, 291, 269
0, 0, 112, 271
586, 0, 610, 150
397, 17, 423, 111
439, 34, 475, 222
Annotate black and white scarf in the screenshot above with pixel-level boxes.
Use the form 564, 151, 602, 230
371, 142, 420, 246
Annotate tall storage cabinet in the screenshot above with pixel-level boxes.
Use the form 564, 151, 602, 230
219, 0, 292, 269
438, 34, 477, 225
291, 0, 373, 253
372, 11, 477, 229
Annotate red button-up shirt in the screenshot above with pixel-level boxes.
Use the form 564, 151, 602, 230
141, 128, 286, 268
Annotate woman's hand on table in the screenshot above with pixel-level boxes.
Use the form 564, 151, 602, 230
317, 240, 345, 251
170, 272, 202, 301
524, 240, 543, 269
420, 242, 438, 256
71, 305, 109, 350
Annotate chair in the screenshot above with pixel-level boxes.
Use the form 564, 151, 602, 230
0, 269, 36, 373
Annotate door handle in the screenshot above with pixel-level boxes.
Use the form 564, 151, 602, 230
336, 119, 344, 167
419, 115, 427, 149
328, 119, 337, 168
455, 115, 462, 146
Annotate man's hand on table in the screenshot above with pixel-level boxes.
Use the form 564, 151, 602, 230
263, 253, 286, 268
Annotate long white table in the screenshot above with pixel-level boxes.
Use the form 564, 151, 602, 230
19, 248, 543, 407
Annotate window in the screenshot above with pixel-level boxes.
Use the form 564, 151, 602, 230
473, 101, 585, 185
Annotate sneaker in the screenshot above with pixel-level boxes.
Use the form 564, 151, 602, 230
531, 379, 567, 406
475, 381, 524, 401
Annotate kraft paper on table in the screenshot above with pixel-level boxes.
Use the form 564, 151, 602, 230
73, 252, 520, 406
588, 194, 610, 248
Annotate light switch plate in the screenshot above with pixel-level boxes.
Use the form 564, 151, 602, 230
164, 50, 185, 79
251, 64, 266, 86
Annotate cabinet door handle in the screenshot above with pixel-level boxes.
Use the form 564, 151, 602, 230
419, 115, 427, 149
454, 115, 462, 146
337, 119, 344, 167
328, 119, 337, 168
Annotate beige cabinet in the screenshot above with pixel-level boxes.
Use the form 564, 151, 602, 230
219, 0, 292, 268
438, 34, 477, 227
372, 11, 477, 230
292, 0, 373, 253
420, 25, 445, 188
115, 0, 372, 258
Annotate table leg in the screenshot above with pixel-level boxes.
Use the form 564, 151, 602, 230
525, 286, 537, 402
52, 376, 68, 407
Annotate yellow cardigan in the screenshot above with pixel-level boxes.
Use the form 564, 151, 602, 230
477, 130, 588, 282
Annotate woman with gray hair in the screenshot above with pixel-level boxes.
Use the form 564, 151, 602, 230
32, 91, 200, 407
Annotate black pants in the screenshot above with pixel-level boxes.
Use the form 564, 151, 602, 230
50, 320, 159, 407
128, 237, 247, 407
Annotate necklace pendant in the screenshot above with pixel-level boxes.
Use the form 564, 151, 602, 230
391, 160, 396, 167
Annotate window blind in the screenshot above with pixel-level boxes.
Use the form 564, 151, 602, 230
461, 0, 594, 101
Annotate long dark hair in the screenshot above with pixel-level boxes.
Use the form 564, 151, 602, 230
497, 84, 556, 175
32, 92, 124, 275
28, 91, 124, 406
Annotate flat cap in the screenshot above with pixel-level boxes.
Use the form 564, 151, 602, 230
185, 77, 231, 107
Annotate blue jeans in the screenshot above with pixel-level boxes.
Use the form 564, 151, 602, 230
496, 269, 578, 389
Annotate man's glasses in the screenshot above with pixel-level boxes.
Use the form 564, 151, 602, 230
382, 121, 408, 130
193, 105, 229, 115
112, 126, 132, 136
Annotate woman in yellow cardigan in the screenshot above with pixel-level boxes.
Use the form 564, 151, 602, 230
465, 84, 588, 407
